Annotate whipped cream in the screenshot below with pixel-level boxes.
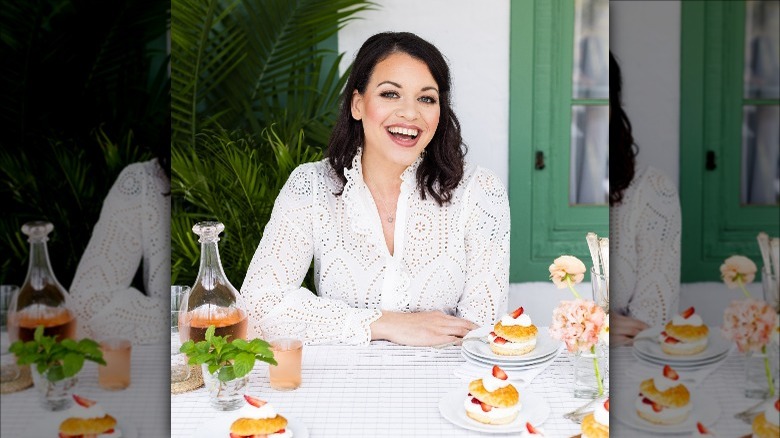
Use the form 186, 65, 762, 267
651, 373, 682, 392
763, 400, 779, 427
463, 395, 519, 420
635, 396, 692, 420
237, 403, 277, 420
481, 374, 512, 392
593, 400, 609, 427
488, 334, 537, 351
269, 428, 294, 438
671, 313, 703, 326
500, 313, 533, 327
63, 402, 107, 419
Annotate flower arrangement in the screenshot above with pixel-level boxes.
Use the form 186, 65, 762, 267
720, 255, 758, 298
721, 298, 777, 397
548, 254, 606, 396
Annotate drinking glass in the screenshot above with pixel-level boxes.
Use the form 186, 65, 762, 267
590, 267, 608, 313
98, 337, 132, 390
268, 324, 306, 391
171, 286, 191, 383
1, 285, 21, 383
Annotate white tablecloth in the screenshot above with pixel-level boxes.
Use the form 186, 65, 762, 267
611, 346, 769, 437
0, 342, 169, 437
172, 342, 585, 437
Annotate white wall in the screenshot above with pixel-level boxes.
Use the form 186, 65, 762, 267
337, 0, 510, 186
610, 1, 681, 186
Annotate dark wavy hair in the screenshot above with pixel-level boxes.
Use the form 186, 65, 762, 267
609, 52, 637, 206
327, 32, 465, 205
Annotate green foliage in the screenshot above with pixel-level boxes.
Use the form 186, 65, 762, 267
0, 0, 169, 286
9, 326, 105, 382
179, 325, 276, 382
171, 0, 373, 287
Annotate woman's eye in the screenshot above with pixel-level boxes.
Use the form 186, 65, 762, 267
419, 96, 437, 104
380, 91, 399, 99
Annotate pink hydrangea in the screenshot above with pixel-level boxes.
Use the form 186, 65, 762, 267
721, 298, 777, 353
549, 299, 606, 353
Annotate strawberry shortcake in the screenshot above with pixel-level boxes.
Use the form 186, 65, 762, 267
465, 365, 520, 425
581, 398, 608, 438
58, 394, 119, 437
752, 398, 779, 438
659, 307, 709, 355
229, 395, 292, 438
636, 365, 692, 425
489, 306, 538, 356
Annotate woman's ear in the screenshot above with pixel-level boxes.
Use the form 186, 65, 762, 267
351, 90, 363, 121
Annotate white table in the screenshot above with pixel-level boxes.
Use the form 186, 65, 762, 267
611, 346, 770, 437
172, 342, 585, 437
0, 342, 169, 437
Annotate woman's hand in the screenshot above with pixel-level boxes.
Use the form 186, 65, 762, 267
370, 311, 478, 346
611, 313, 650, 346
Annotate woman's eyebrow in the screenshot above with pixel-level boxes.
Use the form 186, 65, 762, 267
376, 80, 439, 94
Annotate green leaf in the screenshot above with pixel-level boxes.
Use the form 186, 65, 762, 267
217, 365, 236, 382
205, 325, 216, 342
45, 365, 64, 382
61, 353, 85, 377
33, 325, 44, 342
232, 352, 255, 378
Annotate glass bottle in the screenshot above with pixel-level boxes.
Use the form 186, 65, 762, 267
178, 222, 248, 343
8, 221, 76, 342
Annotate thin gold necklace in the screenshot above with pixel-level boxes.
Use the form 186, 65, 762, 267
366, 176, 397, 223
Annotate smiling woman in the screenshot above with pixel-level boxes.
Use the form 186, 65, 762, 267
240, 32, 511, 347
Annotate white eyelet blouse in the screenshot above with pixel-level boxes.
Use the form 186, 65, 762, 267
610, 166, 681, 326
69, 159, 170, 344
241, 150, 510, 345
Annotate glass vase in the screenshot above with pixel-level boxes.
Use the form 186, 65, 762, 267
31, 367, 78, 411
179, 222, 248, 344
573, 347, 606, 399
762, 267, 778, 313
202, 364, 249, 410
744, 350, 774, 399
590, 267, 608, 313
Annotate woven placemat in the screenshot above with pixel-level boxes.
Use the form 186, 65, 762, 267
1, 365, 33, 394
171, 364, 203, 394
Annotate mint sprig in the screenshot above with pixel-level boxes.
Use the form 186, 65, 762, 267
179, 325, 277, 382
9, 325, 106, 381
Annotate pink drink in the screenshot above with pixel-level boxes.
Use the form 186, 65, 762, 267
98, 338, 132, 390
269, 339, 303, 391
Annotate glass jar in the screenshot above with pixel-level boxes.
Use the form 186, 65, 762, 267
202, 364, 248, 410
573, 346, 606, 399
7, 221, 76, 343
31, 367, 78, 411
744, 349, 775, 399
178, 222, 248, 343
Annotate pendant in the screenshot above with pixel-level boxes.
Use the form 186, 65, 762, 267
387, 217, 394, 223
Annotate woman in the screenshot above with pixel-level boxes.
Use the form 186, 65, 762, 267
609, 52, 681, 345
69, 127, 171, 343
241, 32, 510, 346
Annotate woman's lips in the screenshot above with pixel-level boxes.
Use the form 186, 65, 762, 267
385, 127, 420, 148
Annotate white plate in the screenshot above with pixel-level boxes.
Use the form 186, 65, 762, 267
632, 349, 728, 370
463, 325, 561, 363
633, 326, 731, 363
461, 347, 561, 370
438, 388, 550, 434
613, 388, 720, 434
194, 413, 308, 438
31, 414, 137, 438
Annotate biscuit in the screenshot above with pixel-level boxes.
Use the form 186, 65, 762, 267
752, 412, 780, 438
581, 413, 608, 438
59, 415, 117, 435
229, 415, 288, 435
639, 378, 690, 408
468, 379, 519, 408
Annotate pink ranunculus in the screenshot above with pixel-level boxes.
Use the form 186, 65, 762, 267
720, 255, 757, 289
549, 299, 606, 353
548, 255, 587, 289
721, 298, 777, 353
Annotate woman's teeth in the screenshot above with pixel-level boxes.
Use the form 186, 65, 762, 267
387, 126, 418, 139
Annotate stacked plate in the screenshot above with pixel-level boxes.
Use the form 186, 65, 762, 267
461, 325, 562, 370
632, 326, 731, 370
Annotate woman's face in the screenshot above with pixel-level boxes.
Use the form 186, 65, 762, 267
351, 52, 440, 170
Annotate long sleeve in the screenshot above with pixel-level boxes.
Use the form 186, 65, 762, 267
611, 167, 681, 326
241, 164, 381, 345
70, 161, 168, 344
455, 168, 510, 325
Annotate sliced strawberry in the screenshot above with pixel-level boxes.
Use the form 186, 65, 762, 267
652, 401, 663, 412
276, 429, 286, 434
696, 422, 711, 434
511, 306, 524, 319
467, 392, 472, 396
604, 398, 609, 412
681, 306, 695, 319
663, 364, 679, 380
72, 394, 96, 408
526, 422, 542, 435
641, 397, 654, 405
489, 331, 497, 338
493, 336, 508, 345
660, 331, 667, 337
775, 399, 779, 411
105, 429, 115, 434
471, 397, 481, 405
480, 401, 493, 412
664, 336, 680, 344
492, 365, 508, 380
243, 394, 267, 408
229, 433, 242, 438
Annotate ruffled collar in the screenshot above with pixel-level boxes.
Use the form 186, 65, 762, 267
342, 148, 423, 235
